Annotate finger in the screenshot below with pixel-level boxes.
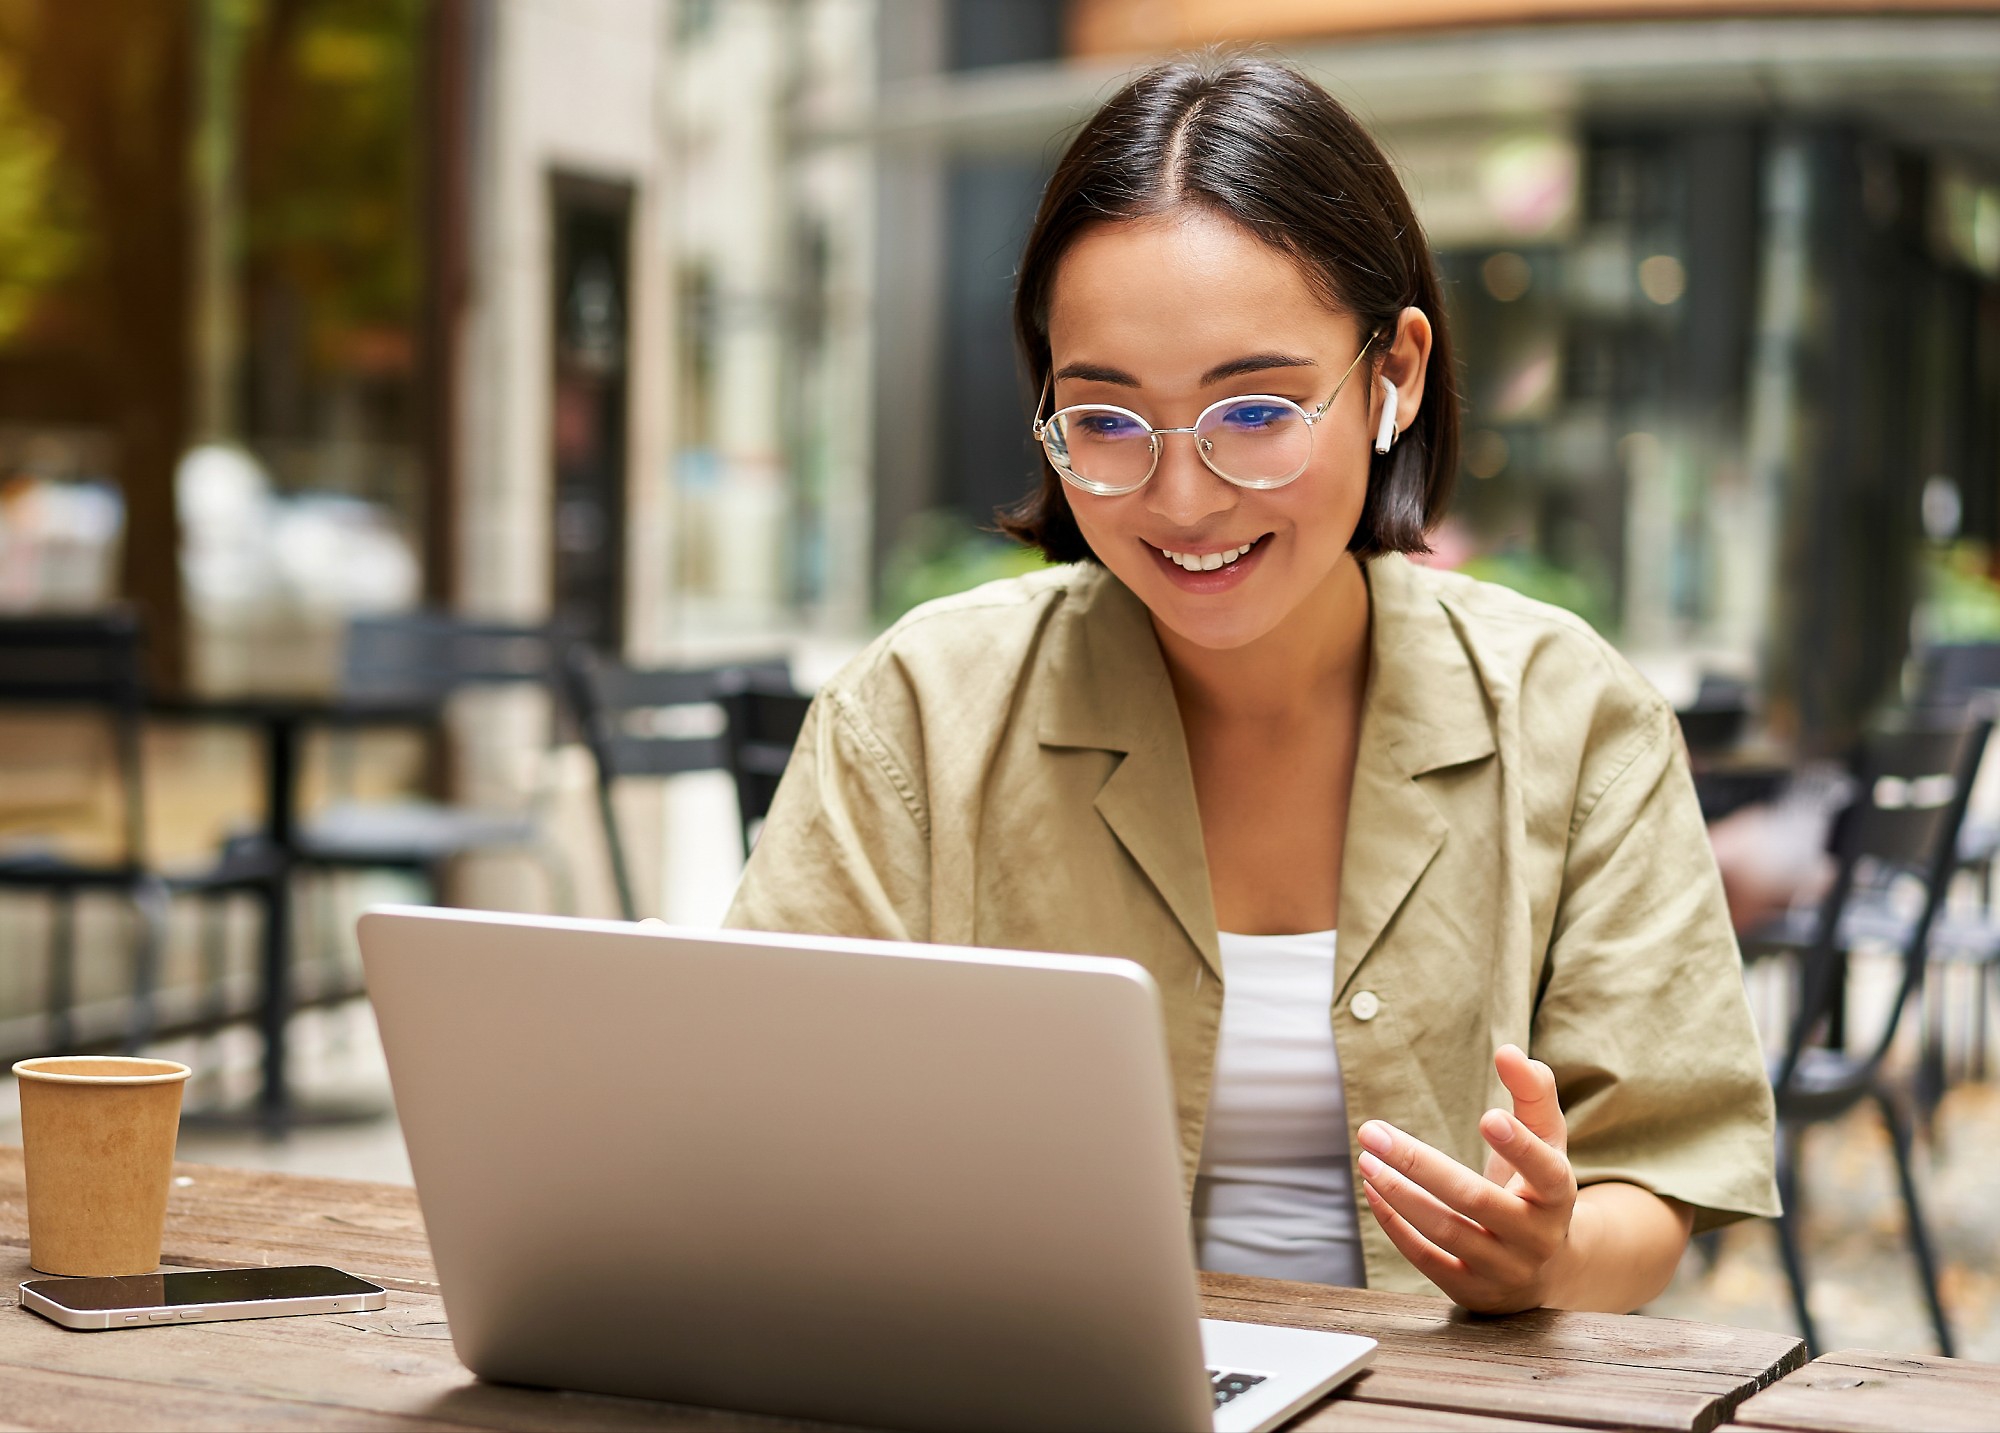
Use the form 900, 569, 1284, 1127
1361, 1179, 1475, 1292
1478, 1108, 1577, 1207
1493, 1045, 1566, 1151
1357, 1149, 1507, 1270
1357, 1120, 1514, 1224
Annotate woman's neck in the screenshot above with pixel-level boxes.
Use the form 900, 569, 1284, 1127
1154, 555, 1373, 723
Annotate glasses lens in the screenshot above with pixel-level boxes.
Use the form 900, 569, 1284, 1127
1044, 407, 1155, 491
1197, 397, 1312, 486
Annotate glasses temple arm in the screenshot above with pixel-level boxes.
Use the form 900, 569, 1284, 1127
1312, 327, 1386, 421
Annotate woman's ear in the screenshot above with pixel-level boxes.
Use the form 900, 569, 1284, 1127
1352, 306, 1438, 556
1371, 306, 1433, 443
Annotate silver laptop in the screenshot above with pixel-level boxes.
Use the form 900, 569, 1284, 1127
358, 906, 1374, 1432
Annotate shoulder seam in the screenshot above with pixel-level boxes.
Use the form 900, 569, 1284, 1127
878, 568, 1075, 639
1437, 586, 1618, 668
1570, 704, 1672, 839
1435, 584, 1674, 727
826, 688, 930, 840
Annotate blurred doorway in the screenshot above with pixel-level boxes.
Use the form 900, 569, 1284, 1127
549, 172, 632, 654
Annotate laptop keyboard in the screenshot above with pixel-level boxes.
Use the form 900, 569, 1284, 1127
1208, 1368, 1268, 1407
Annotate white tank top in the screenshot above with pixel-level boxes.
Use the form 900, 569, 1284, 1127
1191, 929, 1364, 1287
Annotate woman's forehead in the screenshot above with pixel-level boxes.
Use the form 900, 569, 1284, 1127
1047, 212, 1354, 376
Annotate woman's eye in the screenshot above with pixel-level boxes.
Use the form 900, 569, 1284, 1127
1077, 413, 1144, 439
1218, 403, 1288, 430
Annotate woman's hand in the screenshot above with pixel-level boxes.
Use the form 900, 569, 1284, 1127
1356, 1044, 1579, 1314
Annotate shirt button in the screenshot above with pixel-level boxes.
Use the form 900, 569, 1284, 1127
1349, 990, 1381, 1022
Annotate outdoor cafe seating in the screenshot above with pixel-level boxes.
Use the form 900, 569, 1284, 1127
562, 646, 802, 921
1737, 706, 1991, 1358
0, 614, 169, 1058
292, 611, 572, 910
0, 610, 814, 1113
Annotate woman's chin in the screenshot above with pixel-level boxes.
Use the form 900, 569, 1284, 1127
1129, 578, 1290, 653
1153, 609, 1284, 653
1119, 549, 1359, 657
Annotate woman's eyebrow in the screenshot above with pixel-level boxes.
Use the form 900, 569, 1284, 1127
1052, 361, 1139, 386
1053, 353, 1321, 388
1199, 352, 1318, 386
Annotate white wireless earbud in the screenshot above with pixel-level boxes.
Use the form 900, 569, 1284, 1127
1374, 375, 1399, 455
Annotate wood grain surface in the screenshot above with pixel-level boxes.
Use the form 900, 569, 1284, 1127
1725, 1347, 2000, 1433
0, 1147, 1809, 1432
5, 1148, 441, 1295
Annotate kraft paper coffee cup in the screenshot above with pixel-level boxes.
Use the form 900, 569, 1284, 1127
14, 1056, 192, 1276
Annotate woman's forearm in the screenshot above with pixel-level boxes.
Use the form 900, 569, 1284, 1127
1541, 1183, 1694, 1313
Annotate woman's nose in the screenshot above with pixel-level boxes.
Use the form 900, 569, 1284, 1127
1143, 431, 1236, 529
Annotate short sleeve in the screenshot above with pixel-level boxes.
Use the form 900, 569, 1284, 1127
723, 689, 931, 943
1534, 707, 1782, 1233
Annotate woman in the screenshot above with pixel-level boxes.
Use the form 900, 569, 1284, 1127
727, 57, 1778, 1313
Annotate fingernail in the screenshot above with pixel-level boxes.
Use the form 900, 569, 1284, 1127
1358, 1150, 1386, 1180
1481, 1109, 1511, 1141
1357, 1121, 1393, 1155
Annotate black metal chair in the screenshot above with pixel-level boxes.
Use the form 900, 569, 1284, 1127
721, 673, 813, 857
296, 613, 572, 907
1912, 641, 2000, 713
0, 614, 168, 1055
1903, 642, 2000, 1124
1743, 710, 1988, 1358
1676, 673, 1753, 757
1678, 676, 1791, 824
1910, 641, 2000, 870
337, 611, 558, 706
563, 648, 791, 920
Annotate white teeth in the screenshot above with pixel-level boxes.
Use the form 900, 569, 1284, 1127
1156, 538, 1258, 571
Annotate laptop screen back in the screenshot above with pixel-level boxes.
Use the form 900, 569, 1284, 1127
359, 908, 1216, 1432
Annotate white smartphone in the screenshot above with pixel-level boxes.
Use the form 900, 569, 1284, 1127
19, 1264, 389, 1330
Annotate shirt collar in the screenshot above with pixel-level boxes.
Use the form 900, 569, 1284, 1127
1363, 552, 1499, 776
1034, 554, 1497, 981
1035, 552, 1498, 776
1035, 563, 1173, 755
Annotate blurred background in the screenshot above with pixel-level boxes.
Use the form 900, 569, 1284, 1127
2, 0, 1999, 1366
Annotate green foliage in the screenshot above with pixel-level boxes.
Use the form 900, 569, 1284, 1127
0, 48, 85, 345
878, 510, 1048, 626
242, 0, 425, 362
1458, 548, 1615, 633
1916, 541, 2000, 643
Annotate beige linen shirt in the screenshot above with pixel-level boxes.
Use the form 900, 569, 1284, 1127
726, 552, 1781, 1295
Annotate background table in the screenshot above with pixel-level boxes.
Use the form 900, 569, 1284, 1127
0, 1147, 1822, 1432
149, 695, 439, 1132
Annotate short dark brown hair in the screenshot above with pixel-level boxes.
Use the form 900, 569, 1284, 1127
1000, 56, 1459, 564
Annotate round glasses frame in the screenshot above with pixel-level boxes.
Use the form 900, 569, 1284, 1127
1031, 331, 1381, 497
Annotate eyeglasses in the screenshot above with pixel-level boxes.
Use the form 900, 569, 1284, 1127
1031, 331, 1380, 496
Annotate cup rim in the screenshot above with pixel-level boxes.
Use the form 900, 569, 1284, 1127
12, 1056, 193, 1086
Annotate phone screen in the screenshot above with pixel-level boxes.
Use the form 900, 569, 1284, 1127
26, 1266, 382, 1312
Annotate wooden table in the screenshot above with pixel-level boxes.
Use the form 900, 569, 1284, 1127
1723, 1349, 2000, 1432
0, 1146, 1820, 1431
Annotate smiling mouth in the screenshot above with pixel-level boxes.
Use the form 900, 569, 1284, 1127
1151, 534, 1268, 572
